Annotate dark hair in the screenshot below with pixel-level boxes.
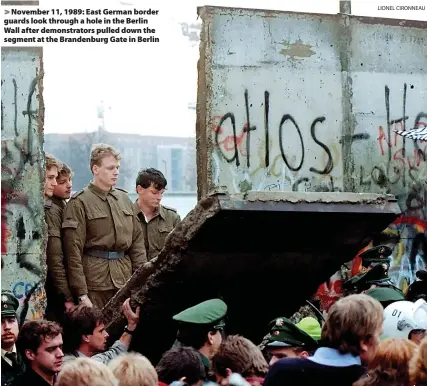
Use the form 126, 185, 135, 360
58, 162, 73, 178
156, 347, 205, 385
176, 323, 221, 351
62, 305, 105, 354
17, 320, 62, 354
135, 168, 167, 190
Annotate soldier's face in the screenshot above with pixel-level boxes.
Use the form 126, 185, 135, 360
1, 316, 19, 349
54, 174, 72, 200
268, 347, 305, 366
137, 183, 164, 209
93, 155, 120, 188
44, 166, 58, 197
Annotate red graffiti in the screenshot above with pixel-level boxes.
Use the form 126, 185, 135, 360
315, 278, 343, 312
211, 115, 247, 156
393, 216, 427, 230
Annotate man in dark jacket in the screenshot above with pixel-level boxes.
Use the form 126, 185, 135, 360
1, 292, 25, 386
12, 320, 64, 386
264, 294, 384, 386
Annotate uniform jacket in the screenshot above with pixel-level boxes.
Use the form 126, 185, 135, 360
133, 201, 180, 260
45, 196, 72, 302
62, 183, 147, 297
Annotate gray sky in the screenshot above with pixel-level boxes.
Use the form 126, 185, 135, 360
42, 0, 427, 136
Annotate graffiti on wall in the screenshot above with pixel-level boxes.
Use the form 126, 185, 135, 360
1, 48, 46, 322
210, 82, 426, 308
210, 88, 348, 194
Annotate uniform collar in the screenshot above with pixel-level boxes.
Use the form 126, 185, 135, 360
1, 344, 17, 358
199, 351, 211, 369
51, 195, 66, 208
134, 200, 165, 220
88, 183, 119, 201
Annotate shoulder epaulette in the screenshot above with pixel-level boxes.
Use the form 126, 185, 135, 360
115, 187, 128, 194
163, 205, 178, 213
71, 190, 84, 199
44, 200, 52, 209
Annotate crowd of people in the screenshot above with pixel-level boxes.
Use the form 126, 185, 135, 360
1, 292, 427, 386
1, 144, 427, 385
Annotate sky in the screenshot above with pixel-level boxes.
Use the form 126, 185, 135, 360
41, 0, 427, 137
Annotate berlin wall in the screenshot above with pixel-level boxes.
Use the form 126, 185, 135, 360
1, 47, 46, 321
196, 7, 427, 306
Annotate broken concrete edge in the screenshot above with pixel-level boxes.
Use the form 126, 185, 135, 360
102, 195, 222, 329
196, 5, 427, 29
196, 8, 212, 200
219, 191, 398, 205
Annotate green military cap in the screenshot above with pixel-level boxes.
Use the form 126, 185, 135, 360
173, 299, 227, 325
365, 287, 405, 303
1, 292, 19, 317
266, 317, 318, 349
360, 245, 392, 267
344, 264, 391, 290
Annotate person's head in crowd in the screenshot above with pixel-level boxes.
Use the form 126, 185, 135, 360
406, 270, 427, 302
409, 335, 427, 386
320, 294, 384, 364
44, 153, 61, 198
353, 338, 417, 386
212, 335, 268, 385
135, 168, 168, 212
109, 353, 158, 386
62, 304, 108, 356
156, 347, 206, 386
90, 143, 121, 190
17, 320, 64, 382
1, 291, 20, 352
56, 357, 119, 386
173, 299, 227, 360
264, 317, 319, 364
53, 162, 73, 200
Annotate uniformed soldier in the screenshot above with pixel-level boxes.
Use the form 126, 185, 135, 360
344, 247, 405, 308
133, 168, 181, 261
62, 144, 147, 309
172, 298, 227, 378
1, 292, 25, 386
263, 317, 319, 365
45, 160, 75, 320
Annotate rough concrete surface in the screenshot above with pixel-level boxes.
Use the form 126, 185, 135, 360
1, 47, 46, 322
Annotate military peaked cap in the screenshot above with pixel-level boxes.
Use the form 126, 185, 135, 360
360, 245, 392, 267
266, 317, 318, 349
1, 291, 19, 317
172, 299, 227, 325
345, 263, 391, 290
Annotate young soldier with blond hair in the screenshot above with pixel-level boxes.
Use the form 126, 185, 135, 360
62, 144, 146, 309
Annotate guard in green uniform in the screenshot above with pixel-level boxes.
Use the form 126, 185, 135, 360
344, 245, 404, 308
263, 317, 319, 365
62, 144, 146, 309
172, 298, 227, 378
134, 168, 181, 261
1, 292, 25, 386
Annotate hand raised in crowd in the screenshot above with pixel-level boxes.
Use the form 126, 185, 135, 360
123, 298, 140, 330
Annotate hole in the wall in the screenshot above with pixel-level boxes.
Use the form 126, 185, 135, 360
410, 85, 414, 89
